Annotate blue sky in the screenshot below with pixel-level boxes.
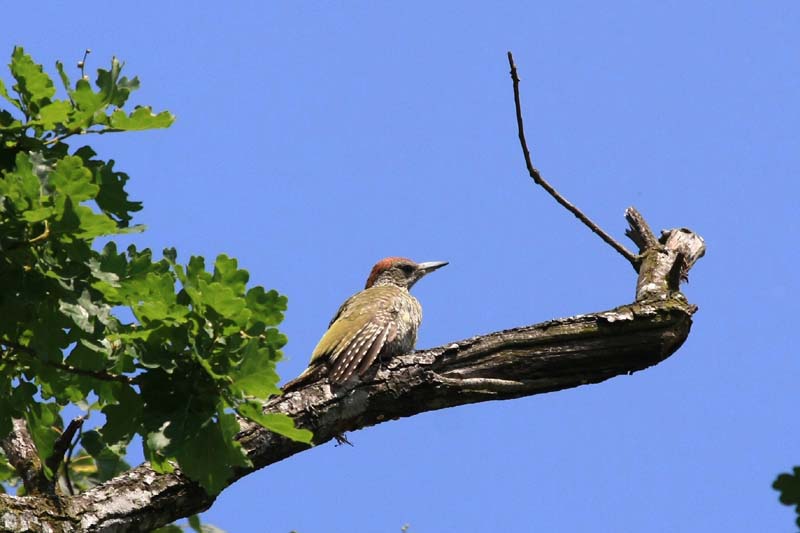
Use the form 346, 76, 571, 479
4, 1, 799, 531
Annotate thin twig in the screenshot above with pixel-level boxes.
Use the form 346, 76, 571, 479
63, 462, 75, 495
28, 220, 50, 244
43, 128, 125, 146
43, 132, 75, 146
0, 340, 134, 385
64, 440, 77, 495
62, 420, 85, 496
46, 415, 87, 481
78, 49, 91, 80
4, 220, 51, 251
506, 51, 638, 266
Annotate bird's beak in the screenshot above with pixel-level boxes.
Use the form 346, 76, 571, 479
417, 261, 449, 275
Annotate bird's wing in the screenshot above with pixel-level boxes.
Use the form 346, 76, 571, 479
311, 287, 400, 384
330, 318, 396, 383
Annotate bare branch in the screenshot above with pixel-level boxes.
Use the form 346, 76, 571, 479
506, 51, 638, 266
13, 222, 702, 529
43, 295, 696, 532
45, 415, 87, 484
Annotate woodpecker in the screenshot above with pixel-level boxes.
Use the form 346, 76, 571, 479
284, 257, 447, 390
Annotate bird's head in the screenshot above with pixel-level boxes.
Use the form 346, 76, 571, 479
365, 257, 448, 290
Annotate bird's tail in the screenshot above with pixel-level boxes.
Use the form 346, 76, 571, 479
282, 363, 327, 393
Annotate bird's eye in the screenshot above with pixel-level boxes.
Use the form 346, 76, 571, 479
399, 264, 415, 274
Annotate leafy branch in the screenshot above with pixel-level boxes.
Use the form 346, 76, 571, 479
0, 46, 310, 501
1, 339, 134, 384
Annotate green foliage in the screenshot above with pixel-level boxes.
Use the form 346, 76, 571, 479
774, 467, 800, 528
0, 452, 16, 494
0, 46, 310, 498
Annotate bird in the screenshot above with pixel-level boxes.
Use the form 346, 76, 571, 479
284, 257, 447, 390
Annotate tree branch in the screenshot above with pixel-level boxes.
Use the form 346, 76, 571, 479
0, 339, 134, 385
506, 51, 639, 267
0, 419, 49, 495
0, 53, 706, 532
0, 221, 703, 530
625, 208, 706, 302
45, 415, 87, 488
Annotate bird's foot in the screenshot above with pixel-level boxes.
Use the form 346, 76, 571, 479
334, 433, 353, 447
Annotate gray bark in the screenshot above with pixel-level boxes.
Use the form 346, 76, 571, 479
0, 420, 49, 496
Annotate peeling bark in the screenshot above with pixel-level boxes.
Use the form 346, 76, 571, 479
0, 221, 705, 532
